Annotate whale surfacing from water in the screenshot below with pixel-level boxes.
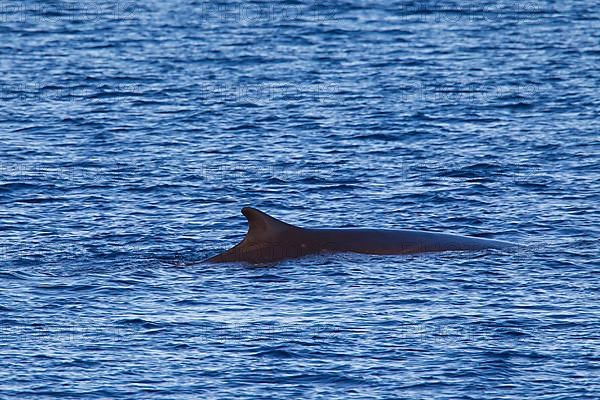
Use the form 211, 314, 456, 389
205, 207, 515, 264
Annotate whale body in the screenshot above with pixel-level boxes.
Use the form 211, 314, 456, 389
205, 207, 515, 264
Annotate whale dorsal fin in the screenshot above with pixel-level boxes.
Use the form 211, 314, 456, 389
242, 207, 293, 243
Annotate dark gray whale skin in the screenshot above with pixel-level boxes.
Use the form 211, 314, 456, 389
205, 207, 515, 264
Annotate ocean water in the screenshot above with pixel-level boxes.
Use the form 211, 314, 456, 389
1, 0, 599, 398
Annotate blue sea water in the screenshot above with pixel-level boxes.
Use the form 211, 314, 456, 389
1, 0, 599, 398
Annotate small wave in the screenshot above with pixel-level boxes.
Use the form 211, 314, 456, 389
114, 318, 164, 329
252, 347, 301, 359
14, 197, 63, 204
0, 182, 44, 192
495, 101, 534, 110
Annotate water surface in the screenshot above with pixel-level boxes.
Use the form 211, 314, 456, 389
1, 1, 599, 398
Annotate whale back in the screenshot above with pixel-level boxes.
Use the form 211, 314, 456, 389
205, 207, 516, 264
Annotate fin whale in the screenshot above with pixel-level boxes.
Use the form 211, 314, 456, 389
205, 207, 515, 264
